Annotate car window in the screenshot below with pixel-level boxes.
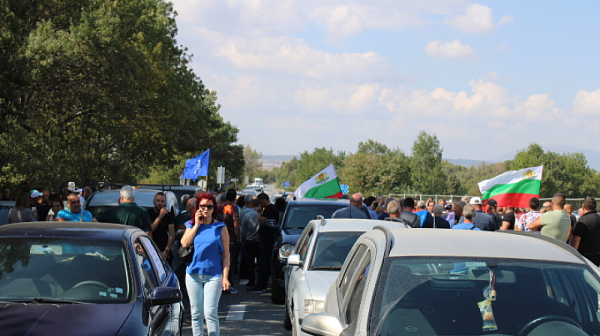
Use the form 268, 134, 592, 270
344, 250, 371, 334
310, 232, 363, 270
139, 236, 167, 284
0, 238, 130, 303
134, 238, 159, 296
298, 227, 314, 262
370, 257, 600, 336
339, 244, 368, 298
283, 204, 347, 230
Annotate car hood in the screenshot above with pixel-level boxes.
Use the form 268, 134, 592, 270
305, 271, 340, 301
0, 302, 134, 336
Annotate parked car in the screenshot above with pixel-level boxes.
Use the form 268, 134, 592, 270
302, 228, 600, 336
0, 222, 183, 335
0, 200, 15, 226
84, 189, 178, 218
137, 185, 199, 211
239, 188, 258, 197
284, 218, 409, 335
271, 198, 372, 304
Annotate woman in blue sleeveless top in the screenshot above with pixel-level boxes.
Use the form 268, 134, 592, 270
181, 193, 231, 336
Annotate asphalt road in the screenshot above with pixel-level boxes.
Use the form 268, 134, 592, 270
181, 279, 291, 336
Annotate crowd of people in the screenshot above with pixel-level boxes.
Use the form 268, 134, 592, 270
5, 183, 600, 336
354, 193, 600, 266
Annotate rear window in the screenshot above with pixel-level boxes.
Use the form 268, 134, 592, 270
283, 204, 347, 229
0, 238, 131, 304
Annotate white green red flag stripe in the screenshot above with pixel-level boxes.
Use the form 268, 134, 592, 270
478, 165, 543, 208
294, 164, 343, 199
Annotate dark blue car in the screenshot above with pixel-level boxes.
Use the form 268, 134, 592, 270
0, 222, 182, 336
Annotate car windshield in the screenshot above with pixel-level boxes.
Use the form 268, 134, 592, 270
283, 204, 347, 229
371, 257, 600, 336
309, 232, 363, 270
0, 238, 130, 304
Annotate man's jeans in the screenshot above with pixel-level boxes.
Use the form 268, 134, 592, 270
186, 273, 223, 336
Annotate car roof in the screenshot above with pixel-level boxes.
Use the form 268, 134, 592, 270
288, 198, 350, 205
87, 189, 169, 207
311, 218, 408, 233
385, 228, 585, 264
0, 222, 136, 241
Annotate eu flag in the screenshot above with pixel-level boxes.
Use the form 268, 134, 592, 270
181, 149, 210, 180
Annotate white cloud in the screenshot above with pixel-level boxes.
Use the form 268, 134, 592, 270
573, 89, 600, 116
444, 3, 494, 33
378, 79, 563, 123
426, 40, 476, 59
498, 15, 514, 27
293, 83, 381, 115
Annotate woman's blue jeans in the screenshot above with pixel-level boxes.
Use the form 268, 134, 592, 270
186, 273, 223, 336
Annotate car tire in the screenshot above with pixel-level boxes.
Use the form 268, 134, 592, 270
271, 279, 285, 304
284, 301, 292, 330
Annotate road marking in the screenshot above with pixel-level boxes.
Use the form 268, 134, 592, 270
226, 304, 246, 321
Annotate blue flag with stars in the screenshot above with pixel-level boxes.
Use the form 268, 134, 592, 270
181, 149, 210, 180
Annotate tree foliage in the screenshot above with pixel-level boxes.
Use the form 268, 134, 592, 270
510, 143, 600, 198
0, 0, 242, 190
410, 131, 447, 194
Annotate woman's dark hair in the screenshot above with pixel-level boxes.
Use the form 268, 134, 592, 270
15, 192, 30, 209
529, 197, 540, 211
195, 193, 219, 222
236, 195, 245, 209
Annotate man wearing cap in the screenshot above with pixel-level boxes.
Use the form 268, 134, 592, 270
469, 197, 496, 231
485, 199, 503, 230
29, 190, 43, 220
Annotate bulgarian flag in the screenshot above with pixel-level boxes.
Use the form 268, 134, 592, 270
478, 165, 543, 208
294, 164, 343, 199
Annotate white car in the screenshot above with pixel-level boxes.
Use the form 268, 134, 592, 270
284, 218, 409, 336
302, 228, 600, 336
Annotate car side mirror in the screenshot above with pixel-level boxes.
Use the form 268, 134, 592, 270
287, 254, 302, 267
265, 219, 280, 228
301, 313, 344, 336
149, 287, 181, 307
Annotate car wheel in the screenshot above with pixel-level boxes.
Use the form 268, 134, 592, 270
271, 280, 285, 304
283, 301, 292, 330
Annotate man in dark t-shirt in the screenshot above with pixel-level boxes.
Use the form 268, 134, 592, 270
249, 192, 279, 292
570, 197, 600, 266
400, 198, 421, 228
147, 192, 175, 257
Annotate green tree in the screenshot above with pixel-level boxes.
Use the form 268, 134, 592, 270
296, 148, 345, 184
0, 0, 242, 190
341, 140, 411, 195
276, 157, 299, 191
243, 145, 263, 181
510, 143, 596, 198
410, 131, 447, 194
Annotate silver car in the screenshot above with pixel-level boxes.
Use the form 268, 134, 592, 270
284, 218, 409, 336
302, 228, 600, 336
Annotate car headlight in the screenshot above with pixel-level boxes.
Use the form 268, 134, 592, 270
303, 299, 325, 314
279, 243, 294, 259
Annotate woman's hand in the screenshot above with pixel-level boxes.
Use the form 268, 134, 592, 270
195, 208, 203, 225
222, 278, 231, 291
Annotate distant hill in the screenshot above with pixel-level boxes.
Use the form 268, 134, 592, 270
260, 155, 297, 169
443, 158, 491, 168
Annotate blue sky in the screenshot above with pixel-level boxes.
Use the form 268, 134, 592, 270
169, 0, 600, 161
